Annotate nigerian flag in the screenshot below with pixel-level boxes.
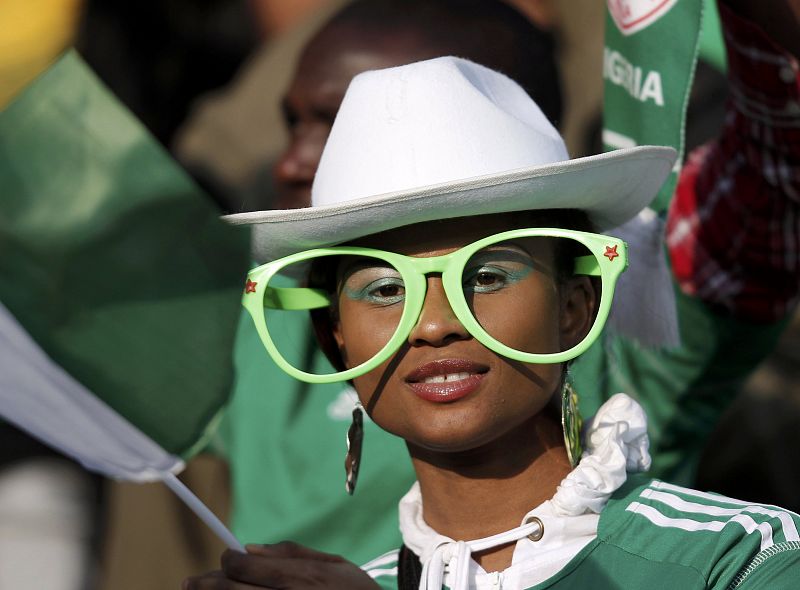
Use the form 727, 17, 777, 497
603, 0, 706, 212
0, 51, 249, 547
598, 0, 707, 348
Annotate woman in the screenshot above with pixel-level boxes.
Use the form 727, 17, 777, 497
185, 57, 800, 589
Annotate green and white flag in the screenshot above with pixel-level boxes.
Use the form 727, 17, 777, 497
601, 0, 705, 347
603, 0, 705, 213
0, 51, 249, 547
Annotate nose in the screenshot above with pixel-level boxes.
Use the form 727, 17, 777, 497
272, 125, 328, 209
408, 277, 470, 347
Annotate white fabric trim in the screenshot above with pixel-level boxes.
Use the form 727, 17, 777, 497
654, 480, 797, 511
551, 393, 650, 516
606, 210, 680, 348
626, 502, 775, 552
362, 549, 400, 570
0, 300, 183, 482
366, 567, 399, 579
642, 487, 800, 543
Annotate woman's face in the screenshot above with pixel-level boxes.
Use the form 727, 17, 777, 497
331, 213, 596, 453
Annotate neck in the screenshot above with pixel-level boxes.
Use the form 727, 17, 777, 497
407, 409, 571, 572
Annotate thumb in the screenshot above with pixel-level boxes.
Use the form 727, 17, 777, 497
245, 541, 345, 563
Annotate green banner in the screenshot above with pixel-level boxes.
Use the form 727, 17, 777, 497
0, 51, 250, 459
603, 0, 704, 213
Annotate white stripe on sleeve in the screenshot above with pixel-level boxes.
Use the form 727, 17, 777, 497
627, 502, 774, 551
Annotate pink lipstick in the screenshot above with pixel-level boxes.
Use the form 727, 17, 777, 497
405, 359, 488, 403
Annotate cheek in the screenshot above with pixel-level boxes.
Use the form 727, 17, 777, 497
337, 301, 402, 366
350, 354, 409, 437
336, 308, 400, 411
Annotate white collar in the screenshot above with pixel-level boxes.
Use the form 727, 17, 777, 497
398, 393, 651, 590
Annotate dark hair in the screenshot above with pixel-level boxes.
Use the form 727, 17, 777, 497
308, 209, 597, 371
321, 0, 562, 126
308, 262, 348, 372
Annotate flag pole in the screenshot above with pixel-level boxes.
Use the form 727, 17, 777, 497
162, 471, 245, 552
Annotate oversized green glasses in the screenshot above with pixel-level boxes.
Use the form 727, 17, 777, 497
243, 228, 627, 383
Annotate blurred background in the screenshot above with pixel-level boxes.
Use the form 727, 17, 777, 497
1, 1, 798, 589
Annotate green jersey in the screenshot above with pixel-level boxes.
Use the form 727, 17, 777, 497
364, 477, 800, 589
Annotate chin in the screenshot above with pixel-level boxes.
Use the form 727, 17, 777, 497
398, 405, 530, 454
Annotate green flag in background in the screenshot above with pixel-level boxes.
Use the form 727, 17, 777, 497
603, 0, 704, 214
599, 0, 705, 347
0, 51, 249, 545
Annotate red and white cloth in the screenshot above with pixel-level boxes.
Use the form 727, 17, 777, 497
667, 4, 800, 322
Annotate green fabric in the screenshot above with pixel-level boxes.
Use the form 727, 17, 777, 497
603, 0, 703, 213
699, 0, 727, 72
0, 50, 250, 458
592, 0, 787, 485
597, 477, 800, 589
226, 309, 414, 565
366, 477, 800, 589
572, 286, 788, 484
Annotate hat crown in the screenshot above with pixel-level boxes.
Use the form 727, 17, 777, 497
311, 56, 569, 206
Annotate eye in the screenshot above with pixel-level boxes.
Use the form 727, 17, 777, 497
361, 278, 405, 305
373, 283, 404, 298
474, 271, 503, 287
280, 101, 299, 131
464, 266, 511, 293
342, 272, 406, 307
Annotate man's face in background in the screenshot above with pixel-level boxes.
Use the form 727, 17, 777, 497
272, 23, 454, 210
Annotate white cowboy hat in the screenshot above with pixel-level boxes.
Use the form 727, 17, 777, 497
225, 56, 676, 263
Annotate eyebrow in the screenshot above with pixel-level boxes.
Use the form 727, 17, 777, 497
467, 246, 537, 265
482, 240, 555, 264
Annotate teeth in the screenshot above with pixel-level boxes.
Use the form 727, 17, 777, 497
422, 372, 473, 384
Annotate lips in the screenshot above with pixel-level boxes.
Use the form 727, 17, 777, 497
405, 359, 488, 403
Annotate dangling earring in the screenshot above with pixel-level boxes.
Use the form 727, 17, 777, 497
561, 377, 583, 468
344, 402, 364, 495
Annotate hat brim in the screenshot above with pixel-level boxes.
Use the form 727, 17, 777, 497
224, 146, 676, 263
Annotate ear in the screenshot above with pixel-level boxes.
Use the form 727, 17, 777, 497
332, 317, 344, 348
331, 317, 350, 368
558, 276, 597, 351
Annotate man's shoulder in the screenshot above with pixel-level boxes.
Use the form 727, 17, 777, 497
598, 477, 800, 588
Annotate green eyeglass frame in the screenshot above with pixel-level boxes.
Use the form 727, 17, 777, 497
242, 228, 627, 384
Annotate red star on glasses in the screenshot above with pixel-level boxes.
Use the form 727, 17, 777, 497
604, 245, 620, 261
245, 279, 257, 293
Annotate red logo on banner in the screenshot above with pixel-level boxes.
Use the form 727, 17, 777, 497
245, 279, 257, 293
608, 0, 677, 36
